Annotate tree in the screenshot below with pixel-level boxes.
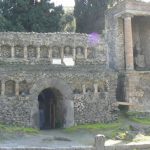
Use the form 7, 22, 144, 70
60, 12, 76, 32
74, 0, 123, 34
0, 0, 64, 32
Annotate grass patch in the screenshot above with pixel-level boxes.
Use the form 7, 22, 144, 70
0, 123, 39, 134
65, 122, 121, 132
130, 118, 150, 125
64, 118, 128, 139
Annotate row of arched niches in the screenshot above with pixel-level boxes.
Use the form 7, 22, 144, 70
0, 44, 103, 65
0, 79, 109, 97
0, 80, 30, 97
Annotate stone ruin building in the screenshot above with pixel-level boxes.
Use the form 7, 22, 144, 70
0, 0, 149, 129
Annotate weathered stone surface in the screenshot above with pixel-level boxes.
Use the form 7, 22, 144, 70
0, 32, 117, 128
0, 0, 150, 129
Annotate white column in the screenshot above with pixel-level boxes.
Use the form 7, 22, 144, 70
94, 84, 98, 94
73, 48, 76, 61
82, 85, 86, 94
123, 13, 134, 70
15, 81, 19, 96
48, 47, 52, 62
11, 45, 15, 58
24, 46, 28, 60
61, 47, 64, 64
0, 44, 1, 57
1, 80, 5, 96
37, 46, 40, 59
84, 47, 88, 59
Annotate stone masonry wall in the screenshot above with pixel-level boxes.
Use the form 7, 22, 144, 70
0, 32, 118, 127
125, 72, 150, 112
0, 65, 117, 127
105, 8, 125, 70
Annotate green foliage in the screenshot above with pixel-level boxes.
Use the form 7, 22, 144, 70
60, 12, 76, 32
126, 111, 150, 125
130, 118, 150, 125
74, 0, 108, 33
0, 123, 39, 134
0, 0, 64, 32
0, 15, 12, 31
65, 121, 121, 132
74, 0, 125, 33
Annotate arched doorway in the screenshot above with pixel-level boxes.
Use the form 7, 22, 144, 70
38, 88, 64, 129
30, 78, 74, 128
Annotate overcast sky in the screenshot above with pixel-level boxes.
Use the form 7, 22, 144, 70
51, 0, 150, 7
51, 0, 75, 7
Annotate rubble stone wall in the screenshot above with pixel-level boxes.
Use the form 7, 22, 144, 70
125, 72, 150, 112
0, 66, 117, 127
0, 32, 106, 65
105, 9, 125, 70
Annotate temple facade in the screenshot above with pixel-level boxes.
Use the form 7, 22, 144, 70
106, 0, 150, 112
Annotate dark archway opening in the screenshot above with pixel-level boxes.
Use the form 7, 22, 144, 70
38, 88, 64, 130
116, 74, 129, 112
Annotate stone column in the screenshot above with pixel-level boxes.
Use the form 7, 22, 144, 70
84, 47, 88, 59
82, 85, 86, 94
73, 48, 76, 61
61, 47, 64, 64
1, 80, 5, 96
0, 44, 1, 57
37, 46, 40, 59
15, 81, 19, 96
94, 84, 98, 94
95, 134, 105, 150
11, 44, 15, 58
48, 47, 52, 62
123, 14, 134, 70
24, 46, 28, 60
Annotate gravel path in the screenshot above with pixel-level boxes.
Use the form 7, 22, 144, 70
0, 130, 95, 148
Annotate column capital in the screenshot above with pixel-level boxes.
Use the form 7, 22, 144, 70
122, 13, 134, 19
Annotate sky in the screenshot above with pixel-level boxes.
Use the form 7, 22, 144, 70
51, 0, 150, 7
51, 0, 75, 7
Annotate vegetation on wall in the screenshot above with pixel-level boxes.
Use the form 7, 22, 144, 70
60, 12, 76, 32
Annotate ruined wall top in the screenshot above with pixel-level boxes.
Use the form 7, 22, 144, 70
0, 32, 93, 46
0, 32, 106, 66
